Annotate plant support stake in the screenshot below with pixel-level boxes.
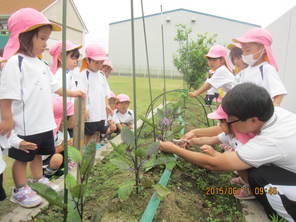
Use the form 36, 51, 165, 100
130, 0, 140, 194
61, 0, 69, 221
140, 0, 156, 142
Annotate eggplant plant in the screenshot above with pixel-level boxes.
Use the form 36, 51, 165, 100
31, 142, 98, 222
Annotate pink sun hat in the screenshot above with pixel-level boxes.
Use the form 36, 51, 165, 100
3, 8, 61, 60
53, 96, 74, 135
205, 45, 233, 72
117, 94, 130, 103
0, 57, 6, 62
227, 42, 241, 49
109, 91, 117, 98
207, 105, 228, 120
233, 28, 278, 71
80, 44, 107, 71
49, 40, 82, 74
103, 59, 113, 70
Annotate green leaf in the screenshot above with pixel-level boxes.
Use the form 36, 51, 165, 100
110, 159, 130, 170
146, 142, 160, 156
113, 143, 127, 155
121, 126, 135, 148
80, 141, 96, 179
68, 145, 82, 164
30, 182, 64, 208
67, 207, 81, 222
166, 161, 176, 171
135, 147, 147, 158
117, 180, 135, 201
65, 174, 77, 190
70, 184, 84, 198
153, 184, 171, 200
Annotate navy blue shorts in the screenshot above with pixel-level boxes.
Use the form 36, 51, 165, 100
0, 173, 6, 201
85, 120, 108, 136
8, 130, 55, 162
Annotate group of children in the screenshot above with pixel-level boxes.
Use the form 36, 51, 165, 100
185, 28, 287, 199
0, 8, 134, 208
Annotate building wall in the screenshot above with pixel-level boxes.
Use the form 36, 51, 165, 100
109, 9, 259, 77
266, 6, 296, 113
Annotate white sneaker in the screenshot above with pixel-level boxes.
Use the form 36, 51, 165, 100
10, 185, 42, 208
36, 177, 59, 192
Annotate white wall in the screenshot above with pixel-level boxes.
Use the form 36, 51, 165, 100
266, 6, 296, 113
109, 9, 259, 77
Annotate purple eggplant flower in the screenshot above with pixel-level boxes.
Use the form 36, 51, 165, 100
160, 117, 172, 128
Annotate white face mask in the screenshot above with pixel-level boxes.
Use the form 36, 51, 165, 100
242, 49, 264, 66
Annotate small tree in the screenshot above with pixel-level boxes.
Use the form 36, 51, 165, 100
173, 24, 217, 89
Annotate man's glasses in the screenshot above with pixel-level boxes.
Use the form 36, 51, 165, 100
226, 119, 240, 126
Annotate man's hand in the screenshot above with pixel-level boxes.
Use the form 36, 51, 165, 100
160, 141, 180, 153
19, 141, 37, 153
182, 131, 196, 140
200, 145, 218, 157
0, 119, 14, 136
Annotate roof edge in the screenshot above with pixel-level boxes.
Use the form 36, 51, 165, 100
109, 8, 260, 27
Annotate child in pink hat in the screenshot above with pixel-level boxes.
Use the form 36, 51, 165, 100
0, 8, 85, 208
227, 43, 248, 84
79, 44, 112, 145
102, 59, 113, 78
233, 28, 287, 106
183, 105, 256, 200
114, 94, 134, 130
189, 45, 235, 102
42, 96, 74, 179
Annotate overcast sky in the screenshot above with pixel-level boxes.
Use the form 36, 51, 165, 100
73, 0, 296, 51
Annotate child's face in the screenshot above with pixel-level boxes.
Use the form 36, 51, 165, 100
102, 65, 111, 77
88, 59, 103, 72
207, 57, 224, 71
66, 53, 78, 70
108, 98, 117, 110
32, 26, 52, 57
117, 101, 130, 113
241, 42, 264, 58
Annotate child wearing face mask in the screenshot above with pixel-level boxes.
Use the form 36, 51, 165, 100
233, 28, 287, 106
188, 45, 235, 100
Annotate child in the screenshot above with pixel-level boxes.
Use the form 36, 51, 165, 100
185, 105, 256, 199
114, 94, 134, 130
227, 43, 248, 84
43, 97, 74, 178
102, 59, 113, 78
79, 44, 112, 145
49, 40, 82, 92
106, 92, 119, 133
204, 70, 219, 105
0, 8, 84, 208
49, 40, 82, 137
188, 45, 234, 100
233, 28, 287, 106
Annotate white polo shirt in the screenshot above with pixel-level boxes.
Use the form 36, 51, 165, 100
80, 69, 108, 122
114, 109, 134, 124
101, 72, 112, 98
0, 54, 60, 136
55, 68, 77, 91
237, 62, 287, 98
237, 107, 296, 173
206, 65, 234, 94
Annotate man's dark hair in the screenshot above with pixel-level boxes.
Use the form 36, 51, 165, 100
222, 83, 274, 122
